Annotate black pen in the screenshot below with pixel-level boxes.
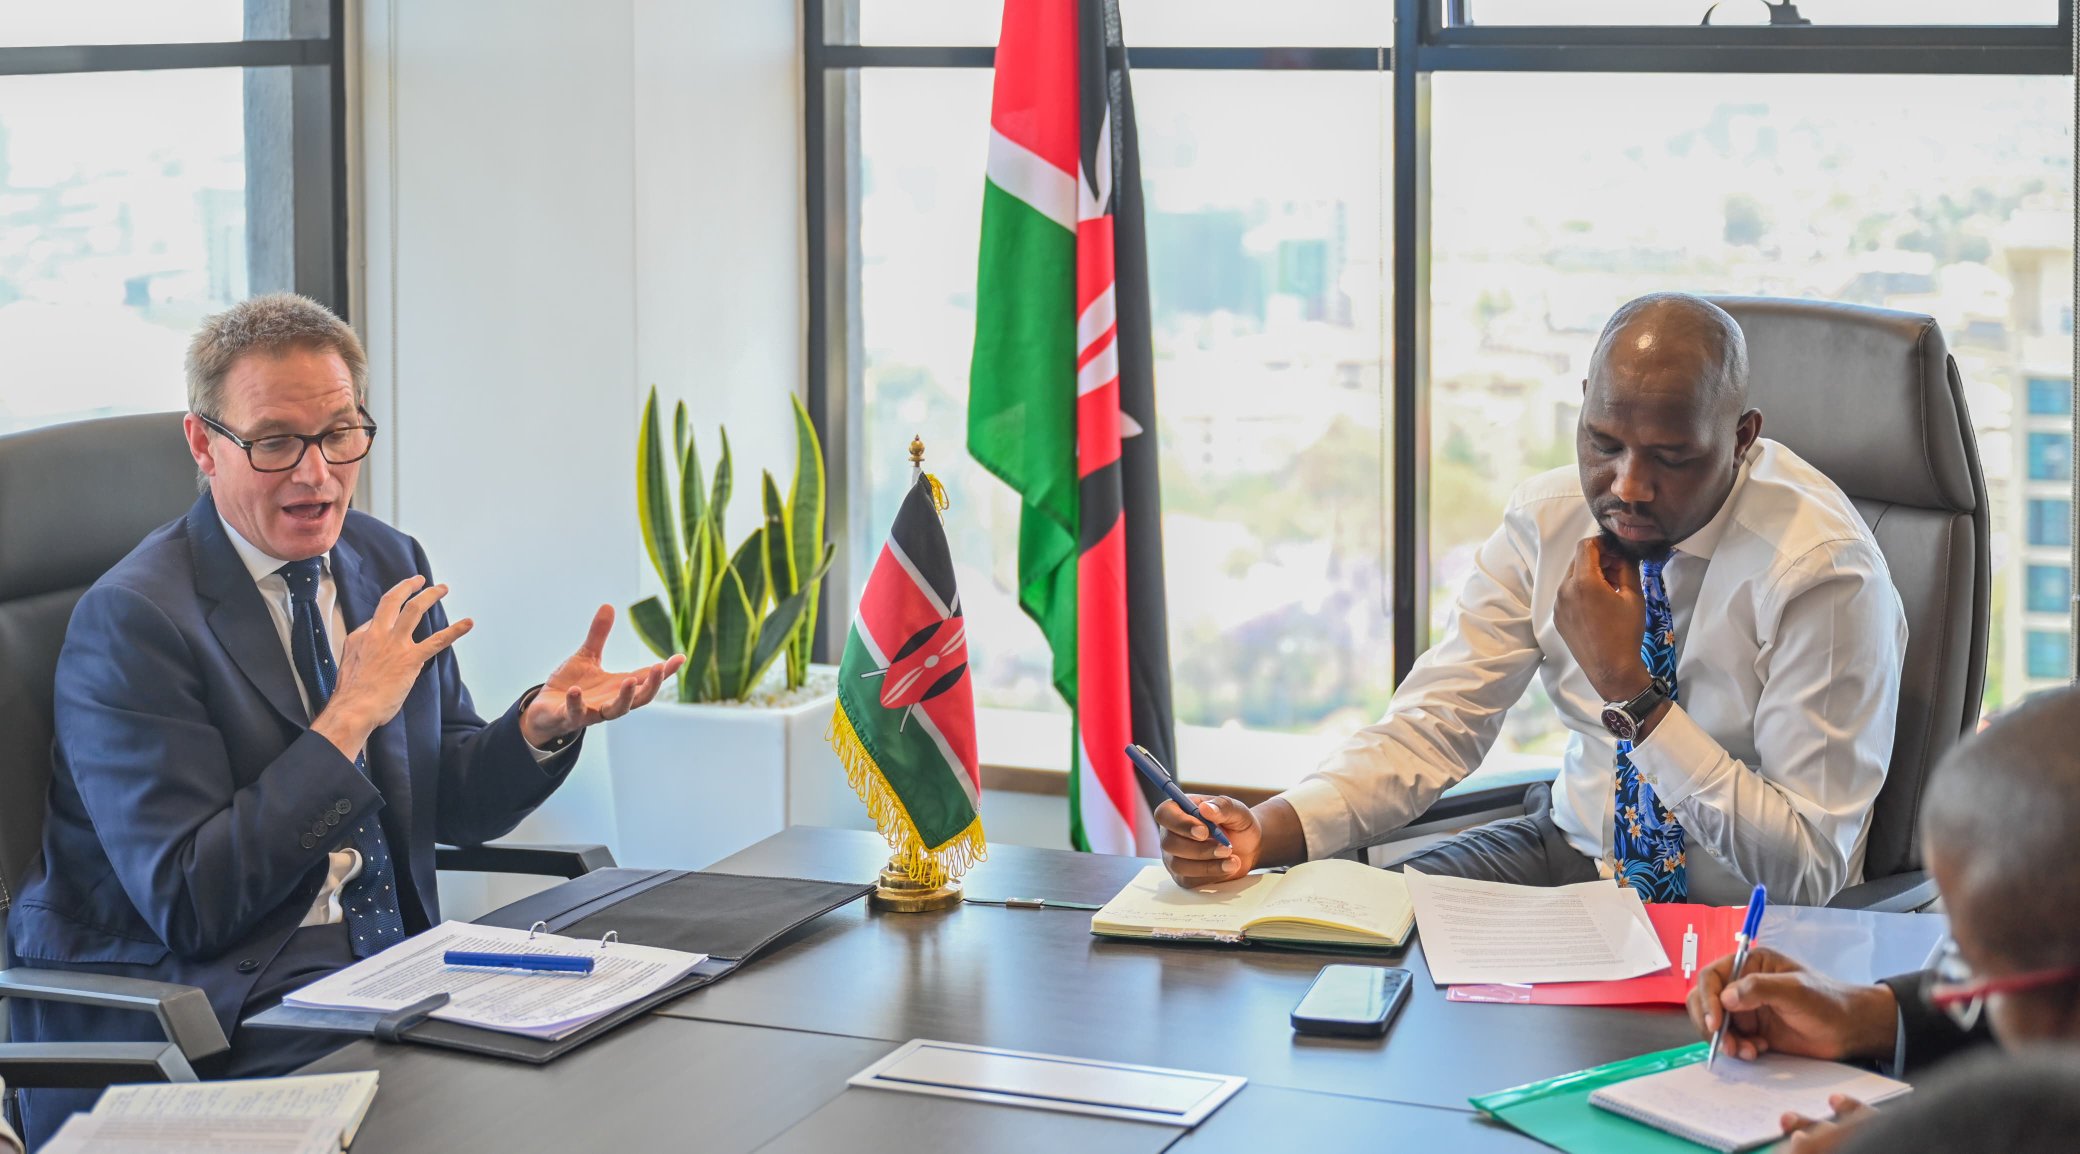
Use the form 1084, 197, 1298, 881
1125, 744, 1232, 848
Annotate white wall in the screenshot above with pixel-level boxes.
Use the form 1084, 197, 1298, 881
356, 1, 806, 913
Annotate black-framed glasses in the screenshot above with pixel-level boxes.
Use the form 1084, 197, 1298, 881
196, 406, 379, 473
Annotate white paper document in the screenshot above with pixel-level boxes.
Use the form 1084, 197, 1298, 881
850, 1039, 1247, 1128
1404, 870, 1670, 985
1590, 1054, 1911, 1152
41, 1115, 341, 1154
93, 1071, 377, 1147
283, 921, 706, 1040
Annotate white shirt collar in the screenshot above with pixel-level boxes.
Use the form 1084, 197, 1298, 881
218, 515, 330, 586
1668, 439, 1760, 563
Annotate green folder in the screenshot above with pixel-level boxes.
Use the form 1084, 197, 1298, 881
1469, 1043, 1785, 1154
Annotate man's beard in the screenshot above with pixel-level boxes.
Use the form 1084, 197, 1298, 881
1597, 525, 1673, 564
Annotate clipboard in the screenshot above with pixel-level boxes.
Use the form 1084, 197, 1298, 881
247, 869, 872, 1063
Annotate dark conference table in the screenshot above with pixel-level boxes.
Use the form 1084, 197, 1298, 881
302, 827, 1946, 1152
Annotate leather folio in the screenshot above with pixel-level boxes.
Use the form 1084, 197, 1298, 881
266, 869, 873, 1064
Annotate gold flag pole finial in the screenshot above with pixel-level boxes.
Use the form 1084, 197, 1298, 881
868, 434, 965, 914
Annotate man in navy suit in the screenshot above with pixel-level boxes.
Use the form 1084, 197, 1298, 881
8, 294, 683, 1144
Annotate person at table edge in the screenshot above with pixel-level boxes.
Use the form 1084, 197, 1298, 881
1159, 291, 1907, 906
7, 293, 684, 1146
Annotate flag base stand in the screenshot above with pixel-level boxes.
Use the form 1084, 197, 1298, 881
868, 860, 964, 913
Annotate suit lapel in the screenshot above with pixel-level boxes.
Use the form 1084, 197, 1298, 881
331, 536, 416, 840
190, 496, 309, 730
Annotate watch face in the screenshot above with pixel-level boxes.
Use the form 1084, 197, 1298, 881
1601, 706, 1637, 742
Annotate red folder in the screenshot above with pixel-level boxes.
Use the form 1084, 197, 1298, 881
1446, 902, 1744, 1006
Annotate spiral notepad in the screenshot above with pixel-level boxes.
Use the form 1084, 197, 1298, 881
1588, 1053, 1909, 1152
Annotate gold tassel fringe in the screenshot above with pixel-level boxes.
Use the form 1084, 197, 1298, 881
923, 472, 949, 512
827, 703, 986, 890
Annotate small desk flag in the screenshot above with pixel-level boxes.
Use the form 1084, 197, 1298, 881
828, 472, 985, 887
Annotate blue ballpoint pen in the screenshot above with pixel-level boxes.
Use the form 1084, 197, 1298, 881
1125, 743, 1232, 848
1707, 884, 1769, 1070
445, 950, 595, 974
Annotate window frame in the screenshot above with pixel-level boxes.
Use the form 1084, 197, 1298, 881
803, 0, 2080, 728
0, 1, 352, 319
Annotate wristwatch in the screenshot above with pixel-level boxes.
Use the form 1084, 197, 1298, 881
1599, 677, 1671, 743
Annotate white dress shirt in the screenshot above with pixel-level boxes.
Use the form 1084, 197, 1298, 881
219, 518, 560, 928
1282, 439, 1908, 905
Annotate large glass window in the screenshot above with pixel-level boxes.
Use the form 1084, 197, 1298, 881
1430, 73, 2073, 734
824, 13, 2079, 794
0, 10, 342, 437
857, 68, 1390, 740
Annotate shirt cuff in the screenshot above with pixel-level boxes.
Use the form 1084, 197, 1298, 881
1624, 703, 1730, 809
1282, 776, 1359, 860
517, 685, 578, 763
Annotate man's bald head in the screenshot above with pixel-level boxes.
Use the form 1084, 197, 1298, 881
1924, 686, 2080, 981
1587, 292, 1750, 417
1576, 292, 1763, 559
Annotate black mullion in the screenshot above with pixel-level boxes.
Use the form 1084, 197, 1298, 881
1418, 44, 2070, 74
1391, 0, 1425, 687
805, 0, 832, 662
1430, 25, 2062, 47
0, 39, 328, 76
326, 0, 349, 318
822, 45, 1383, 70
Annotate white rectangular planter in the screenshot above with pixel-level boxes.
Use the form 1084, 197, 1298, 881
605, 671, 873, 871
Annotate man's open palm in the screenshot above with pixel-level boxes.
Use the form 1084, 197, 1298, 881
520, 605, 686, 747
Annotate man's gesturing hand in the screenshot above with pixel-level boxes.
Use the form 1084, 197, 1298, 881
520, 605, 687, 748
314, 575, 472, 758
1155, 794, 1261, 886
1686, 946, 1900, 1064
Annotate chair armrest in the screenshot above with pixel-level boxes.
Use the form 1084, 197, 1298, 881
435, 841, 616, 878
0, 968, 228, 1087
1824, 870, 1940, 913
0, 1041, 209, 1088
1415, 767, 1559, 827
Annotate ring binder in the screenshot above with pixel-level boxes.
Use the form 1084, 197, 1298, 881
526, 920, 548, 940
599, 931, 619, 949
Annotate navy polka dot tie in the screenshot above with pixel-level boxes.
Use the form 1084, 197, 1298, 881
278, 558, 407, 957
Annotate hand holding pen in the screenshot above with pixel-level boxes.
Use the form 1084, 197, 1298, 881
1707, 885, 1769, 1069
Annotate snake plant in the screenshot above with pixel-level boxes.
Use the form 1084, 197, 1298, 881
628, 387, 833, 702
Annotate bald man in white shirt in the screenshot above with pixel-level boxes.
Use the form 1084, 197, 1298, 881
1158, 292, 1907, 906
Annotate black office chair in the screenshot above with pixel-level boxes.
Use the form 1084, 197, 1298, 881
0, 413, 612, 1113
1710, 297, 1988, 913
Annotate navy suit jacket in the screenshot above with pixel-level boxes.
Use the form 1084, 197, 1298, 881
8, 492, 580, 1054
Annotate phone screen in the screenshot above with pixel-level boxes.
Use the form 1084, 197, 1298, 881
1294, 964, 1399, 1025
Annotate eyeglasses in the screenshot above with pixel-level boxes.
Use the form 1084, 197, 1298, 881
1927, 937, 2080, 1031
196, 406, 379, 473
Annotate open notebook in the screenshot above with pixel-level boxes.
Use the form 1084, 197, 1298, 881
1589, 1053, 1910, 1153
1091, 860, 1414, 951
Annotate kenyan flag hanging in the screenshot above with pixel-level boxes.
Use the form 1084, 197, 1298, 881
968, 0, 1176, 854
828, 473, 985, 885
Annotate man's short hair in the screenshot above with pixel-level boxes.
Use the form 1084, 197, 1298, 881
185, 293, 367, 420
1922, 684, 2080, 971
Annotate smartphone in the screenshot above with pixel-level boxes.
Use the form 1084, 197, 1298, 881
1291, 964, 1411, 1037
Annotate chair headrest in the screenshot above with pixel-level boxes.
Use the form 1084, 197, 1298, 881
0, 412, 198, 601
1709, 296, 1978, 514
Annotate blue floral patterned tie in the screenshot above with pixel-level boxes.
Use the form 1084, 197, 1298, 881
1613, 557, 1688, 902
279, 559, 408, 957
